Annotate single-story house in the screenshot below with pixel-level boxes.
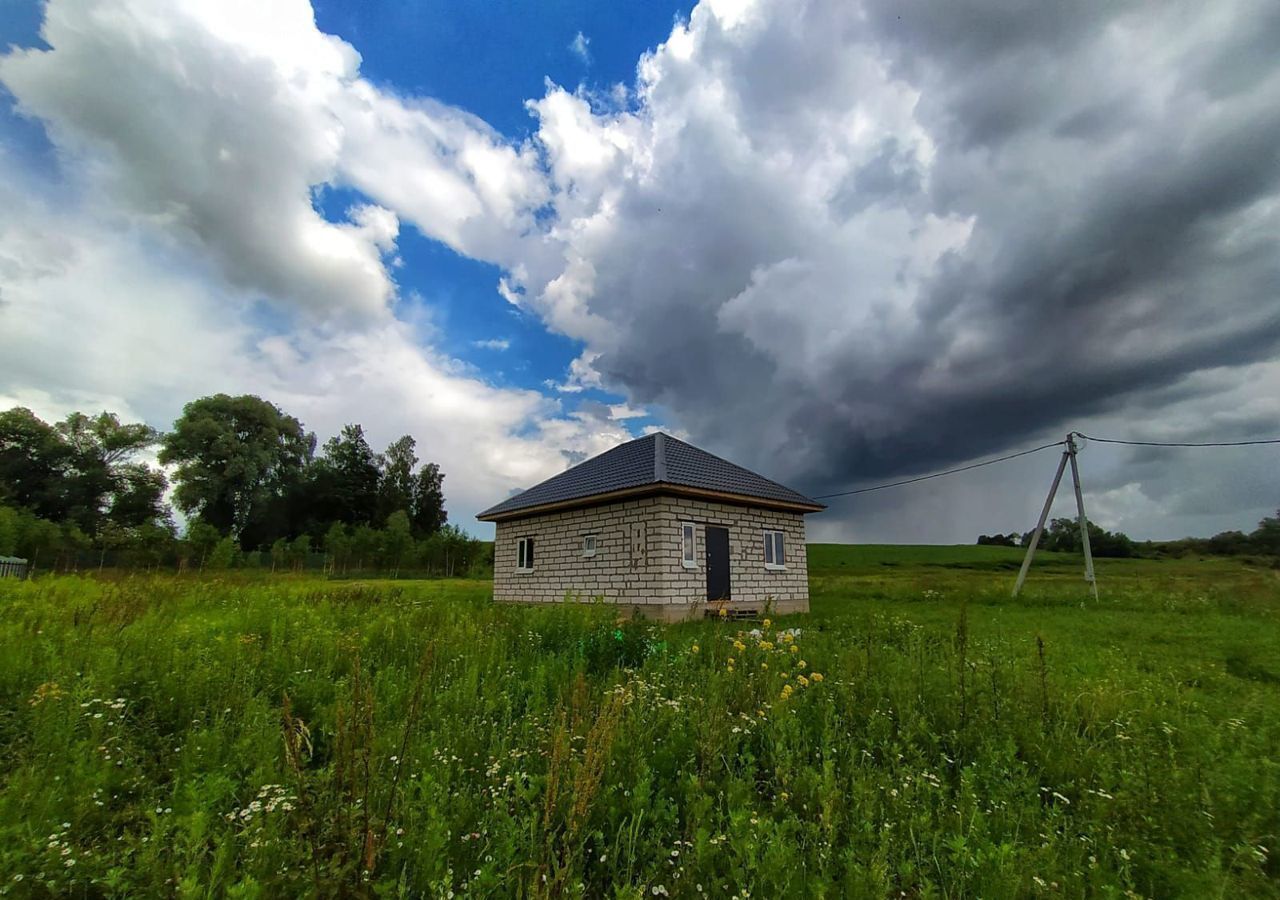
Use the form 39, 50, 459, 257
476, 432, 825, 620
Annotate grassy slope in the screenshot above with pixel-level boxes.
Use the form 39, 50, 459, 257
0, 550, 1276, 897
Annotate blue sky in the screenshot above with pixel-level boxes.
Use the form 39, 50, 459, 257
305, 0, 683, 409
1, 0, 1277, 542
0, 0, 683, 432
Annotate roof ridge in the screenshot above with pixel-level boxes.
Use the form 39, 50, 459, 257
663, 433, 822, 502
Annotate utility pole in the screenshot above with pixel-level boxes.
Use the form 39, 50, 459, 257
1013, 433, 1099, 599
1066, 432, 1099, 601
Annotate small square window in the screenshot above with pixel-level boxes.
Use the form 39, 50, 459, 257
681, 522, 697, 568
516, 537, 534, 572
764, 529, 786, 570
582, 534, 597, 557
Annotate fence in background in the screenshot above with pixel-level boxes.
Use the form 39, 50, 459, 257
0, 556, 29, 579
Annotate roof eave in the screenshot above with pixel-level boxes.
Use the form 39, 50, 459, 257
475, 482, 825, 522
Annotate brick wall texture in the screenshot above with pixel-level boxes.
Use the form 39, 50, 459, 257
491, 494, 811, 620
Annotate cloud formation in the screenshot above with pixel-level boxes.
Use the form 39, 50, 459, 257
509, 0, 1280, 535
3, 0, 1278, 540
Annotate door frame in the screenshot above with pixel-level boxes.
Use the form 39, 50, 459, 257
704, 523, 731, 602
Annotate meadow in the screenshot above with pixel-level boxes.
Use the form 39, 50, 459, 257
0, 547, 1277, 898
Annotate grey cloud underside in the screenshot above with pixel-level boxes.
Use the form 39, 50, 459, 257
543, 0, 1280, 505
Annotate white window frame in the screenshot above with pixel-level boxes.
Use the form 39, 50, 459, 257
582, 533, 598, 558
516, 537, 535, 573
763, 529, 786, 570
680, 522, 697, 569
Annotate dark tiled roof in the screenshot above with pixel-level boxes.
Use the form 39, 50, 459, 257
477, 433, 824, 519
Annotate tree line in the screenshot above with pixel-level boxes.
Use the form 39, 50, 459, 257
978, 510, 1280, 559
0, 395, 490, 577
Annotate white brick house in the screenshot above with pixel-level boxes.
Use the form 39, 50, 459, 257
476, 433, 824, 621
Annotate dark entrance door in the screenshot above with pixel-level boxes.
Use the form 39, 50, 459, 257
705, 525, 731, 601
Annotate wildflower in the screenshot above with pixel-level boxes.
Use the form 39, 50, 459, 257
811, 673, 823, 683
797, 659, 807, 669
727, 658, 735, 666
797, 675, 809, 687
761, 662, 768, 670
759, 641, 774, 651
762, 619, 772, 628
718, 608, 728, 618
733, 641, 746, 653
789, 645, 799, 654
780, 671, 790, 680
691, 645, 700, 654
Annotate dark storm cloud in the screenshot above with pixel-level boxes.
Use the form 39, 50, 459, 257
523, 0, 1280, 521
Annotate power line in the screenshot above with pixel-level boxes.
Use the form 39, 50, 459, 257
811, 440, 1066, 500
1074, 431, 1280, 448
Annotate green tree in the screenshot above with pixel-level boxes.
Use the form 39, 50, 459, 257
124, 521, 177, 570
377, 435, 417, 525
0, 407, 74, 521
1251, 509, 1280, 555
160, 395, 313, 544
382, 510, 413, 577
55, 411, 162, 533
61, 523, 92, 572
185, 522, 222, 570
208, 536, 238, 570
288, 534, 312, 572
411, 461, 447, 536
270, 537, 289, 573
315, 424, 383, 526
324, 522, 350, 575
21, 517, 64, 574
0, 505, 18, 556
109, 464, 168, 528
350, 524, 379, 573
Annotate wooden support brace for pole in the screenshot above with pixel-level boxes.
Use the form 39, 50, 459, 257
1013, 449, 1070, 597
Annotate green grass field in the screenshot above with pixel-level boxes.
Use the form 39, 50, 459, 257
1, 547, 1277, 898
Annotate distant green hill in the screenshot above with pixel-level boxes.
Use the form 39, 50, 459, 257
806, 542, 1079, 574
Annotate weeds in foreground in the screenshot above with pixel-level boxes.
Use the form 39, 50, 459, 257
0, 573, 1276, 897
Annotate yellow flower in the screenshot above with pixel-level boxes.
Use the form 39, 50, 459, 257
789, 644, 799, 654
797, 675, 810, 687
733, 641, 746, 653
759, 641, 774, 651
762, 618, 772, 628
780, 671, 789, 680
811, 673, 824, 683
761, 662, 769, 670
780, 792, 790, 802
718, 608, 728, 618
779, 684, 794, 699
691, 644, 700, 654
727, 657, 736, 666
797, 659, 807, 669
780, 633, 793, 644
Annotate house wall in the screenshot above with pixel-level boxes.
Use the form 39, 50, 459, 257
650, 496, 810, 615
491, 496, 669, 607
491, 494, 811, 619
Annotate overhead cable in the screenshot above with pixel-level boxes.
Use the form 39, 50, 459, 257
811, 440, 1066, 500
1073, 431, 1280, 448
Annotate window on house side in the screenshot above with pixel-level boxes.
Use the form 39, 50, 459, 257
517, 537, 534, 572
681, 522, 697, 568
582, 534, 597, 557
764, 529, 786, 570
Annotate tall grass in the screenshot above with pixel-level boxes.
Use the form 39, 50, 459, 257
0, 569, 1277, 897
